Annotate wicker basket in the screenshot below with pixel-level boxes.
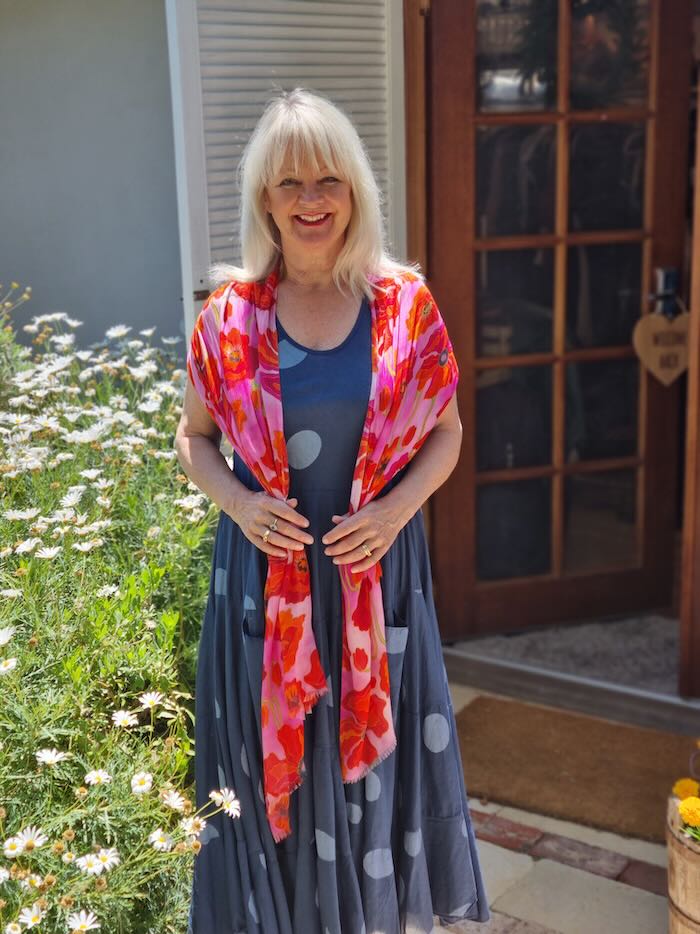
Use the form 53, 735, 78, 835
668, 795, 700, 933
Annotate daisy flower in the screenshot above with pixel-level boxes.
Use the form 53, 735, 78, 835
105, 324, 131, 340
0, 866, 10, 883
180, 816, 207, 838
36, 747, 70, 766
19, 872, 43, 890
130, 771, 153, 794
15, 537, 43, 554
18, 902, 44, 927
111, 710, 138, 728
3, 508, 40, 521
16, 826, 47, 851
5, 923, 22, 933
62, 851, 76, 864
67, 909, 101, 931
84, 769, 111, 786
148, 828, 174, 852
0, 658, 18, 675
161, 789, 185, 812
3, 837, 23, 858
210, 787, 241, 819
95, 847, 119, 871
35, 546, 61, 559
0, 626, 15, 646
138, 691, 163, 709
75, 853, 103, 876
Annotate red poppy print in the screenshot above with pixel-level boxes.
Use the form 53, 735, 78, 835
186, 267, 458, 843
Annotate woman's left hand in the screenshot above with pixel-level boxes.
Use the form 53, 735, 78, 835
321, 498, 413, 573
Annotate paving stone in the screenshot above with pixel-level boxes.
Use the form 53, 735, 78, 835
470, 840, 535, 903
469, 809, 495, 832
529, 832, 629, 878
493, 858, 668, 934
448, 682, 482, 713
495, 805, 668, 868
616, 859, 668, 896
475, 814, 544, 852
436, 910, 558, 932
467, 796, 502, 815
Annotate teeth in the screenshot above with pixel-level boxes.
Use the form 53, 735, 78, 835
298, 213, 327, 221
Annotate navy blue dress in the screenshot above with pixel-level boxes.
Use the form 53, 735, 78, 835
187, 297, 490, 933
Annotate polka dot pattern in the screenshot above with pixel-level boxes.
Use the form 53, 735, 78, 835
287, 429, 323, 470
423, 713, 450, 752
363, 848, 394, 879
315, 828, 336, 861
248, 891, 259, 923
347, 802, 363, 824
403, 828, 422, 857
278, 338, 308, 369
214, 567, 227, 595
364, 770, 381, 802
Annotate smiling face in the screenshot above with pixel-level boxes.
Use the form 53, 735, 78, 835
262, 152, 353, 263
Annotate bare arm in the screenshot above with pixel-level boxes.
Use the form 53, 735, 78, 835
174, 379, 314, 556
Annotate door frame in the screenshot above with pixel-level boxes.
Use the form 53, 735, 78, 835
405, 0, 693, 646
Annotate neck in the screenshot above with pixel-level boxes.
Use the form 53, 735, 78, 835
278, 247, 340, 292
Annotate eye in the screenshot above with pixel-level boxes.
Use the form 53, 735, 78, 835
279, 178, 299, 187
322, 176, 340, 184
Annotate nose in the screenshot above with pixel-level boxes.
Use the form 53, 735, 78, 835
298, 181, 323, 205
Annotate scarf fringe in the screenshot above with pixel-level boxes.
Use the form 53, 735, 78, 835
341, 734, 398, 786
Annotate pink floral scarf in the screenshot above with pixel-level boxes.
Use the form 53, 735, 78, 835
187, 264, 458, 842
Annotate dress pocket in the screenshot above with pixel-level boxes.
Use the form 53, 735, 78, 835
241, 614, 265, 740
385, 614, 409, 729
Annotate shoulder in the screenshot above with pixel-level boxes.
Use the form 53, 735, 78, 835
368, 268, 428, 313
197, 271, 276, 332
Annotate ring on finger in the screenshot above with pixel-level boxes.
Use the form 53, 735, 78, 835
269, 516, 279, 532
262, 527, 272, 544
361, 542, 372, 558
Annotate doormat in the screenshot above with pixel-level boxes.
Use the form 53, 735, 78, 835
455, 695, 693, 843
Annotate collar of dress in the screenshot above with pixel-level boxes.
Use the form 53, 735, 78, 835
187, 262, 459, 842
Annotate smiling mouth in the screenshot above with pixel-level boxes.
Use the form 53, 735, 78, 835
294, 213, 331, 227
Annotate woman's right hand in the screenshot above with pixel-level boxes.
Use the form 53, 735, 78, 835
230, 491, 314, 558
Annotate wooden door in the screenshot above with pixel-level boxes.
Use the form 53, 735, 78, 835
419, 0, 692, 638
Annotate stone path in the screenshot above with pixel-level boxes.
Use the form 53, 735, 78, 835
440, 682, 669, 934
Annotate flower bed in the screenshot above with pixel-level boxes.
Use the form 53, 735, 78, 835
0, 283, 237, 933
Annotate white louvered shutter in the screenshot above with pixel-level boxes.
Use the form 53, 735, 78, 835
196, 0, 397, 267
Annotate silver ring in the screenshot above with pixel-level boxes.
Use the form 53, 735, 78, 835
269, 516, 279, 532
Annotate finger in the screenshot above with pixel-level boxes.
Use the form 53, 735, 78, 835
322, 514, 364, 545
249, 533, 288, 559
330, 539, 381, 566
254, 529, 305, 551
268, 497, 311, 528
324, 528, 375, 557
256, 526, 310, 551
270, 517, 314, 545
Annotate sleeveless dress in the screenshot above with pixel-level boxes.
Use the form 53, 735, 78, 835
187, 296, 491, 933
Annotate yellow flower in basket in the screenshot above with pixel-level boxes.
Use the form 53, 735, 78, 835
673, 778, 700, 800
679, 797, 700, 829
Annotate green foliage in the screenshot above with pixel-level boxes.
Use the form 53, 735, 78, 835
0, 283, 230, 932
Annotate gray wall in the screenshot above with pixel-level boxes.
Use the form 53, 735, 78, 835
0, 0, 184, 356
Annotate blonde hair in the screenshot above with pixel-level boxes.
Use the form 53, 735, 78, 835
208, 87, 420, 299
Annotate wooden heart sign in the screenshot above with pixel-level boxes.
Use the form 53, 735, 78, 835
632, 312, 689, 387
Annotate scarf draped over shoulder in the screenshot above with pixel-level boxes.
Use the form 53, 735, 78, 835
187, 265, 459, 842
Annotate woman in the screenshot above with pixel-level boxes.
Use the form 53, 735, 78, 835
176, 88, 490, 933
